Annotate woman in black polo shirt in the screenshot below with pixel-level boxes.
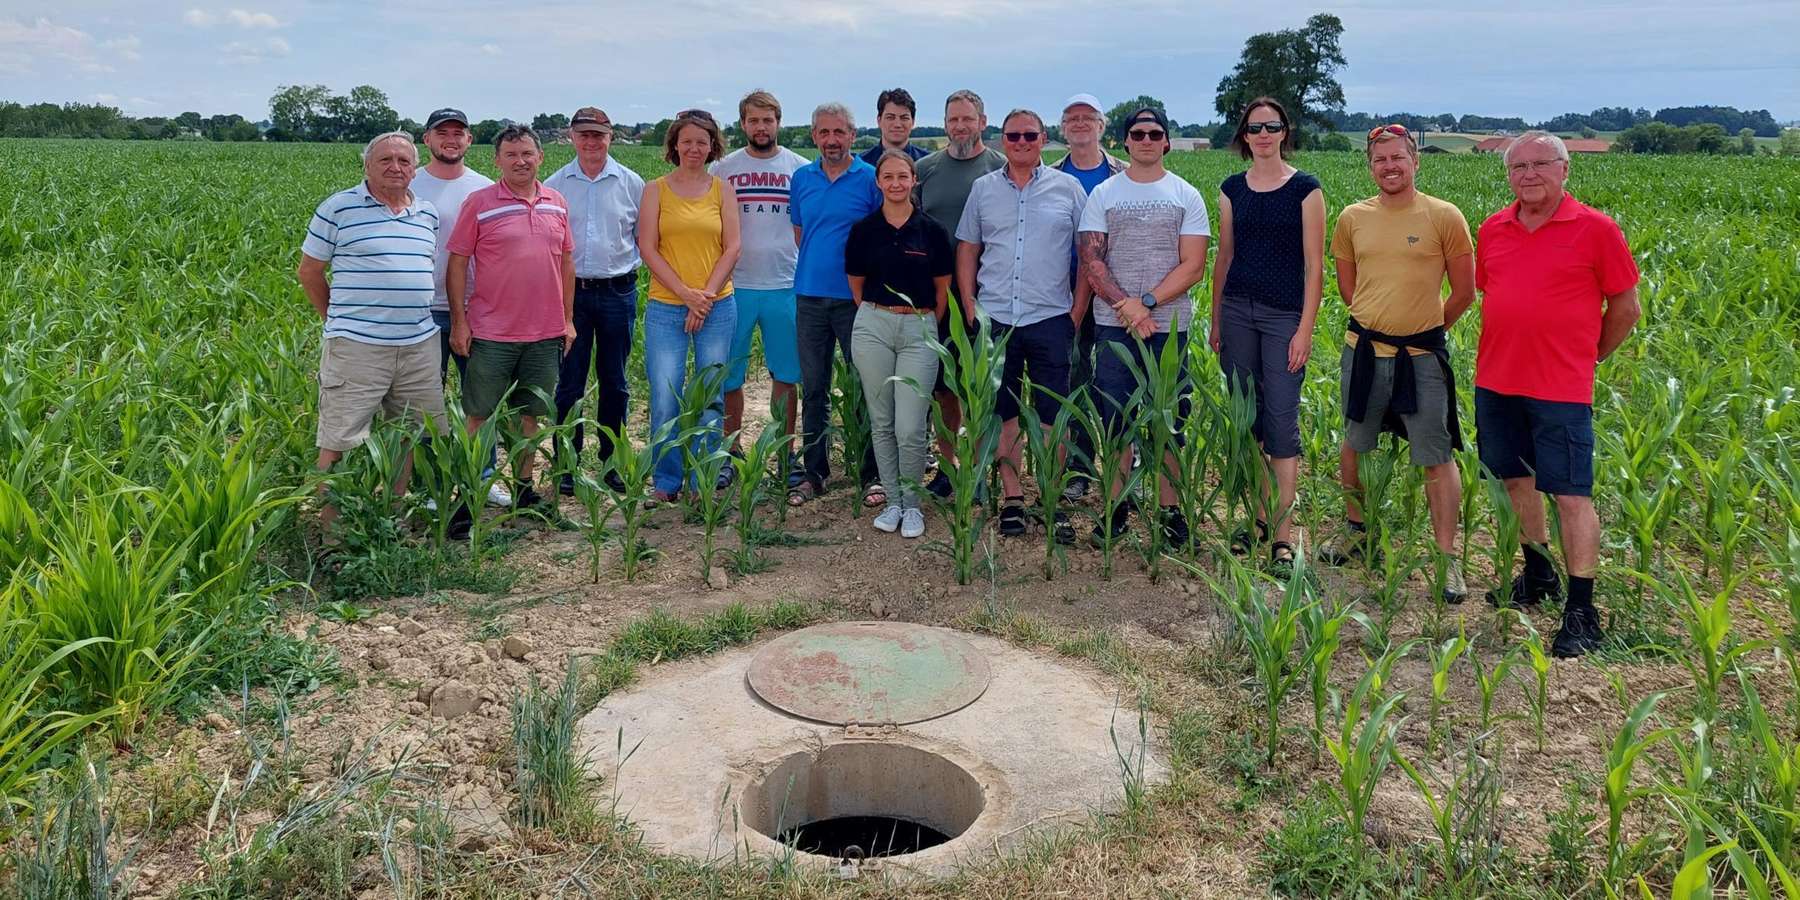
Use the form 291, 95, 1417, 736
845, 151, 953, 539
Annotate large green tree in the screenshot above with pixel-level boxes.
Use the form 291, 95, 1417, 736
1213, 13, 1347, 148
268, 84, 332, 141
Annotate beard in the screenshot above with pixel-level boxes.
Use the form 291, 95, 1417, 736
748, 133, 776, 152
948, 136, 982, 158
428, 147, 465, 165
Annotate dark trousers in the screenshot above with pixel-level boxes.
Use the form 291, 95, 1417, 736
797, 294, 877, 488
555, 274, 639, 467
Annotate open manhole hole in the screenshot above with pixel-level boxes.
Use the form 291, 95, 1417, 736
742, 741, 984, 859
746, 621, 991, 725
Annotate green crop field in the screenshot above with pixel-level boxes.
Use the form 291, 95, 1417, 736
3, 137, 1799, 897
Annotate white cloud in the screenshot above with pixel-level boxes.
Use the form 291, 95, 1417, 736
93, 92, 118, 103
480, 43, 501, 56
220, 36, 289, 64
186, 8, 282, 29
0, 17, 110, 74
183, 9, 215, 26
266, 36, 290, 55
101, 35, 142, 62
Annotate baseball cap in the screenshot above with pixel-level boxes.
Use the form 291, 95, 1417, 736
570, 106, 613, 133
424, 107, 469, 129
1118, 106, 1169, 140
1062, 93, 1102, 116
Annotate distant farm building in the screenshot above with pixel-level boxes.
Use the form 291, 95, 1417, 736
1170, 137, 1211, 151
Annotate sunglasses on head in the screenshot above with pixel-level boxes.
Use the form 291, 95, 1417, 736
1367, 123, 1409, 140
1244, 121, 1286, 134
1003, 130, 1042, 142
678, 109, 716, 123
1127, 128, 1166, 142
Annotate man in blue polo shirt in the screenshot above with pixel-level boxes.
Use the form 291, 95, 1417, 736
297, 131, 448, 534
789, 101, 882, 505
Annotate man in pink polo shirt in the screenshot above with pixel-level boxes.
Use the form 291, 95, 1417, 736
447, 123, 576, 514
1473, 130, 1641, 657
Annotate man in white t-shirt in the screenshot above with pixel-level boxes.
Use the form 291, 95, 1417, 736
410, 107, 509, 509
712, 89, 807, 467
1076, 107, 1211, 548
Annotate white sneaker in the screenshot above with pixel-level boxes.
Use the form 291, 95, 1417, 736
486, 482, 513, 508
422, 498, 439, 513
900, 507, 925, 539
873, 505, 903, 533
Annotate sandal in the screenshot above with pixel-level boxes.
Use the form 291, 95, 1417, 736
1269, 541, 1296, 579
998, 499, 1027, 537
787, 479, 819, 507
1230, 519, 1271, 557
863, 484, 887, 508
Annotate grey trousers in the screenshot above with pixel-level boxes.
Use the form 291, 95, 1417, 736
850, 304, 940, 509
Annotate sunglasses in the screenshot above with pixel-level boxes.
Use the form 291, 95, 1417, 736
1367, 123, 1410, 140
1127, 129, 1166, 142
1244, 122, 1286, 134
1002, 131, 1042, 143
678, 109, 716, 123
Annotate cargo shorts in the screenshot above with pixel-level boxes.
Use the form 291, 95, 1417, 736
316, 336, 448, 452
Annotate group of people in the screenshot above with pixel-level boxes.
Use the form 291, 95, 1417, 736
297, 87, 1640, 658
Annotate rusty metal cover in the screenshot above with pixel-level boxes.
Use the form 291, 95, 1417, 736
747, 622, 991, 726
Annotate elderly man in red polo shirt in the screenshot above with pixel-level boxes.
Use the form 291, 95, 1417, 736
1473, 130, 1641, 658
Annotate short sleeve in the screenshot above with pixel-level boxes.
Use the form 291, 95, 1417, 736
1070, 183, 1089, 232
557, 194, 574, 253
1439, 203, 1474, 259
844, 221, 872, 278
1593, 216, 1640, 296
1077, 182, 1106, 233
1474, 220, 1495, 292
446, 194, 481, 257
788, 175, 806, 228
927, 219, 954, 278
1329, 209, 1354, 259
301, 197, 338, 262
954, 181, 984, 244
1179, 183, 1210, 236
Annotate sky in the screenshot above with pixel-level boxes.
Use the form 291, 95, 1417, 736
2, 1, 1797, 128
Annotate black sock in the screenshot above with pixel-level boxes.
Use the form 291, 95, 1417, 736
1523, 543, 1556, 580
1567, 575, 1594, 610
1347, 517, 1366, 533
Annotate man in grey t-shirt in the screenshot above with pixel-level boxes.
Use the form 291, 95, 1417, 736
914, 88, 1005, 499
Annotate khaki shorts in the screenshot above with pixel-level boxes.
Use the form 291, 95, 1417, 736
316, 336, 448, 452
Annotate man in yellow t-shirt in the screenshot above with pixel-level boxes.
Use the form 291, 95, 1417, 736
1320, 124, 1475, 604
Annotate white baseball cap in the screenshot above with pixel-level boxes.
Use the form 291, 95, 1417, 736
1062, 93, 1102, 116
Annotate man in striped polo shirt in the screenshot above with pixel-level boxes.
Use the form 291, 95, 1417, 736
297, 130, 448, 532
447, 124, 576, 512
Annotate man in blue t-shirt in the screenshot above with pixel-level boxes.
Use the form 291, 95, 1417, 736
789, 102, 883, 503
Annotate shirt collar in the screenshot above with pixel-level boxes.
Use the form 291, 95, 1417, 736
497, 179, 544, 203
356, 180, 421, 215
1499, 192, 1580, 226
555, 157, 621, 183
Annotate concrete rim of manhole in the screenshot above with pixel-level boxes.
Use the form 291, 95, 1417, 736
746, 621, 992, 726
733, 731, 1011, 872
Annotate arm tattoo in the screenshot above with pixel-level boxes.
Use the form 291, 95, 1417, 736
1078, 232, 1126, 307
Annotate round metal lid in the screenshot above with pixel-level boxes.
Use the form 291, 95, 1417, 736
747, 622, 992, 726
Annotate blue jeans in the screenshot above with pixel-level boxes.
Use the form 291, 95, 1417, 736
555, 275, 639, 467
645, 296, 738, 494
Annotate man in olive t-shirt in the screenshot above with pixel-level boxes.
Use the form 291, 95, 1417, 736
913, 88, 1005, 498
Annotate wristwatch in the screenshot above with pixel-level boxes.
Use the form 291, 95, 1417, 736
1139, 291, 1158, 309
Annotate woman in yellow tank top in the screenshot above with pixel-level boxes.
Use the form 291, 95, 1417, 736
638, 110, 741, 502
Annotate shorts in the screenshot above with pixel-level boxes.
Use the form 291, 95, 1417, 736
994, 315, 1073, 423
1474, 387, 1595, 497
725, 287, 801, 390
463, 337, 562, 419
1217, 298, 1303, 459
1338, 345, 1453, 467
1094, 325, 1191, 435
316, 335, 447, 452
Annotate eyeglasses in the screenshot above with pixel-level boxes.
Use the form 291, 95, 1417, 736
1244, 122, 1286, 134
1507, 158, 1564, 175
1367, 123, 1409, 140
1063, 113, 1101, 123
1127, 129, 1166, 142
1003, 131, 1042, 143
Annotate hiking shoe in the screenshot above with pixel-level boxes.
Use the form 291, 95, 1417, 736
604, 471, 628, 493
1485, 571, 1563, 609
1316, 529, 1380, 567
900, 508, 926, 539
486, 481, 513, 508
1552, 604, 1604, 658
1160, 507, 1192, 550
926, 469, 954, 500
1089, 507, 1132, 548
1442, 566, 1469, 605
513, 483, 550, 512
1052, 510, 1076, 546
1062, 475, 1090, 502
998, 503, 1027, 537
447, 503, 473, 540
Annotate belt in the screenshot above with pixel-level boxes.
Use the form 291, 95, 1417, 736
865, 302, 933, 315
576, 273, 636, 290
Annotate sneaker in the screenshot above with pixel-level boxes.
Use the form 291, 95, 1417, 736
1062, 476, 1090, 502
998, 503, 1027, 537
716, 466, 736, 491
447, 503, 473, 540
1051, 510, 1076, 546
1316, 528, 1379, 567
1552, 603, 1604, 658
1441, 566, 1469, 605
1089, 507, 1132, 548
604, 471, 628, 494
1485, 571, 1563, 609
559, 475, 577, 497
926, 469, 954, 500
1159, 507, 1192, 550
873, 504, 903, 533
899, 507, 926, 539
486, 481, 513, 508
422, 497, 439, 513
513, 483, 549, 512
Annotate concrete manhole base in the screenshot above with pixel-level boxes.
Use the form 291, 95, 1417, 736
577, 624, 1163, 879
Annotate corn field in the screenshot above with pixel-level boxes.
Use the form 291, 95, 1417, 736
2, 137, 1799, 897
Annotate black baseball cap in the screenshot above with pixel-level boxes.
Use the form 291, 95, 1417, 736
1118, 107, 1169, 141
425, 108, 469, 129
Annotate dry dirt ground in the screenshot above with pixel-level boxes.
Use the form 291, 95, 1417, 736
101, 378, 1784, 898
